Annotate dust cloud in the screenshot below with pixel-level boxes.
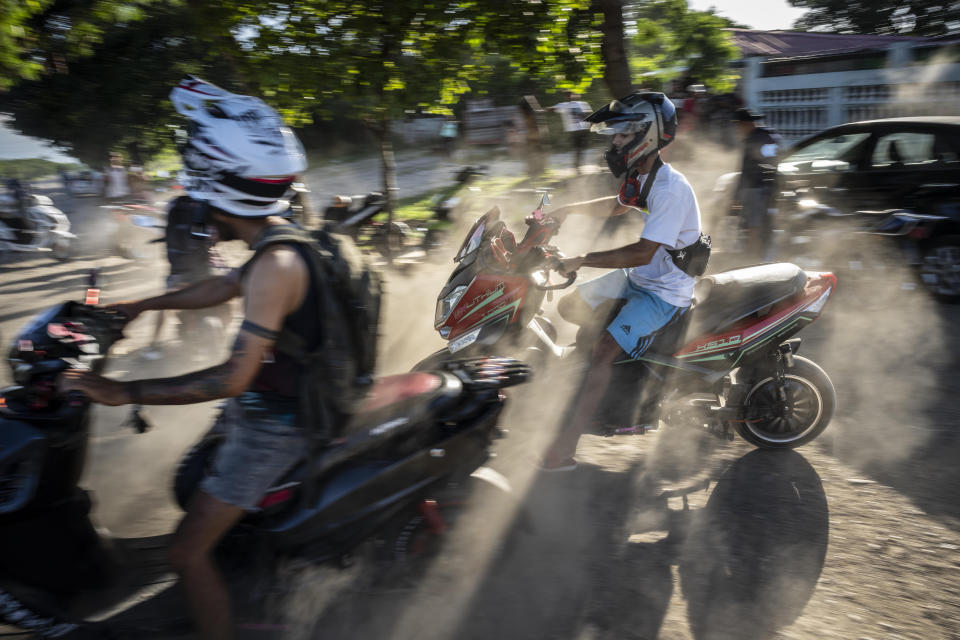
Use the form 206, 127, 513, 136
282, 133, 958, 638
3, 130, 954, 637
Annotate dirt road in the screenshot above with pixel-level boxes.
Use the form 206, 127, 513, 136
1, 156, 958, 639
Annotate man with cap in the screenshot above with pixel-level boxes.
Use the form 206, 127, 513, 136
732, 107, 781, 261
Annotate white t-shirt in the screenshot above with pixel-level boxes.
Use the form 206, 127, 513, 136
552, 101, 592, 132
618, 162, 702, 307
104, 166, 130, 199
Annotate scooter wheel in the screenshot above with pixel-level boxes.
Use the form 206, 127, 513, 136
52, 239, 72, 261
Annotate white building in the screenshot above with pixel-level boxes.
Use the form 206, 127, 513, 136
729, 29, 960, 142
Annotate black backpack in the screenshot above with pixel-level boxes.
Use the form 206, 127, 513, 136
246, 225, 382, 441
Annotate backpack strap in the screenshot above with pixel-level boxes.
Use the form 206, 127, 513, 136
241, 225, 324, 359
636, 156, 664, 211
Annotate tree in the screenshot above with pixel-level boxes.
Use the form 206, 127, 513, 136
1, 0, 608, 211
789, 0, 960, 36
594, 0, 633, 96
628, 0, 739, 93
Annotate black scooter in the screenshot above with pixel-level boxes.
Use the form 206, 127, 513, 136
0, 296, 528, 636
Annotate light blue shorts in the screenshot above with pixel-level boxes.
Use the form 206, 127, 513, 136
577, 269, 687, 359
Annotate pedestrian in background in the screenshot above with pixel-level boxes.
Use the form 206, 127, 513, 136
547, 90, 592, 174
104, 151, 131, 202
732, 107, 781, 262
439, 117, 458, 157
519, 95, 549, 177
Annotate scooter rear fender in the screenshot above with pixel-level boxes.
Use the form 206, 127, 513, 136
259, 404, 502, 558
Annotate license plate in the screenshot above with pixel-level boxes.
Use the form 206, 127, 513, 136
449, 326, 482, 353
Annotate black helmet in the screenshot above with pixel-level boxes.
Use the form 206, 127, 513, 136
585, 92, 678, 177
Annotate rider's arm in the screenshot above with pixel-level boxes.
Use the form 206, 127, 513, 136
581, 238, 662, 269
125, 246, 308, 405
116, 270, 243, 318
553, 195, 625, 219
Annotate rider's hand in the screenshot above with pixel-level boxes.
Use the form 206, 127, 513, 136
557, 255, 585, 277
103, 301, 144, 324
59, 370, 133, 406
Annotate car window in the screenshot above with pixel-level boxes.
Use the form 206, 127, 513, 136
778, 132, 871, 174
933, 132, 960, 164
871, 132, 939, 168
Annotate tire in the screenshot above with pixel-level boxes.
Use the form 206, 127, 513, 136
173, 436, 223, 510
919, 235, 960, 303
733, 355, 836, 449
51, 239, 71, 261
115, 240, 134, 260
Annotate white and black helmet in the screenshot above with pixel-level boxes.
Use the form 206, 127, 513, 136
586, 92, 678, 177
170, 76, 307, 217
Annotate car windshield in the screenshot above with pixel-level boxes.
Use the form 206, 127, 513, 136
779, 132, 871, 174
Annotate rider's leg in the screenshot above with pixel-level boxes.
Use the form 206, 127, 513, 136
557, 289, 594, 326
169, 395, 307, 638
542, 332, 623, 466
168, 491, 245, 640
544, 287, 685, 466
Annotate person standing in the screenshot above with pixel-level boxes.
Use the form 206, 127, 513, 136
103, 152, 131, 202
519, 95, 549, 177
439, 117, 458, 157
547, 90, 593, 174
732, 107, 781, 262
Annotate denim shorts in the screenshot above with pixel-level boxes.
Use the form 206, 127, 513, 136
577, 269, 686, 359
200, 392, 308, 511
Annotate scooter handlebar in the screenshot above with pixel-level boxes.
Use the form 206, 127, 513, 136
532, 272, 577, 291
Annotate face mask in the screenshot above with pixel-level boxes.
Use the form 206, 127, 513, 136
604, 144, 628, 178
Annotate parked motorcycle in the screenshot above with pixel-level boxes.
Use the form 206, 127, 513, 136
779, 196, 960, 303
0, 191, 75, 261
417, 165, 487, 257
0, 295, 528, 635
328, 192, 410, 257
417, 197, 838, 449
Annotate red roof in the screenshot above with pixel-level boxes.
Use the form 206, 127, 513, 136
726, 28, 922, 59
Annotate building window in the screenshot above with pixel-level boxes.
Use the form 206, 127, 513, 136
761, 52, 887, 77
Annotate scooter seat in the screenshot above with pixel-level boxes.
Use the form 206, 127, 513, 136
312, 372, 464, 470
687, 263, 808, 337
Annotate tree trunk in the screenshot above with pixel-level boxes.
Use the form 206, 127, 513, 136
594, 0, 632, 97
374, 120, 398, 259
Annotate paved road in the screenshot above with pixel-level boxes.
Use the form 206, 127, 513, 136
1, 158, 959, 639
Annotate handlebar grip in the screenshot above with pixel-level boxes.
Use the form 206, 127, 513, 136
533, 273, 577, 291
64, 390, 89, 407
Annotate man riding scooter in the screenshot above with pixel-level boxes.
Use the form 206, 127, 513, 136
59, 76, 321, 640
539, 92, 705, 471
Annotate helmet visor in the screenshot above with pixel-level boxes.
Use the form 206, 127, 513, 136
591, 118, 652, 137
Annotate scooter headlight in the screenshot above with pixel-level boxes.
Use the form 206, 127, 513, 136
436, 286, 467, 327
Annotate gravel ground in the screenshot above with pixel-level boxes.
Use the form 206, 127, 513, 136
1, 146, 958, 639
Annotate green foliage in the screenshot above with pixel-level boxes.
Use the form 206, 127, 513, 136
0, 0, 608, 170
0, 157, 80, 180
789, 0, 960, 36
628, 0, 739, 92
